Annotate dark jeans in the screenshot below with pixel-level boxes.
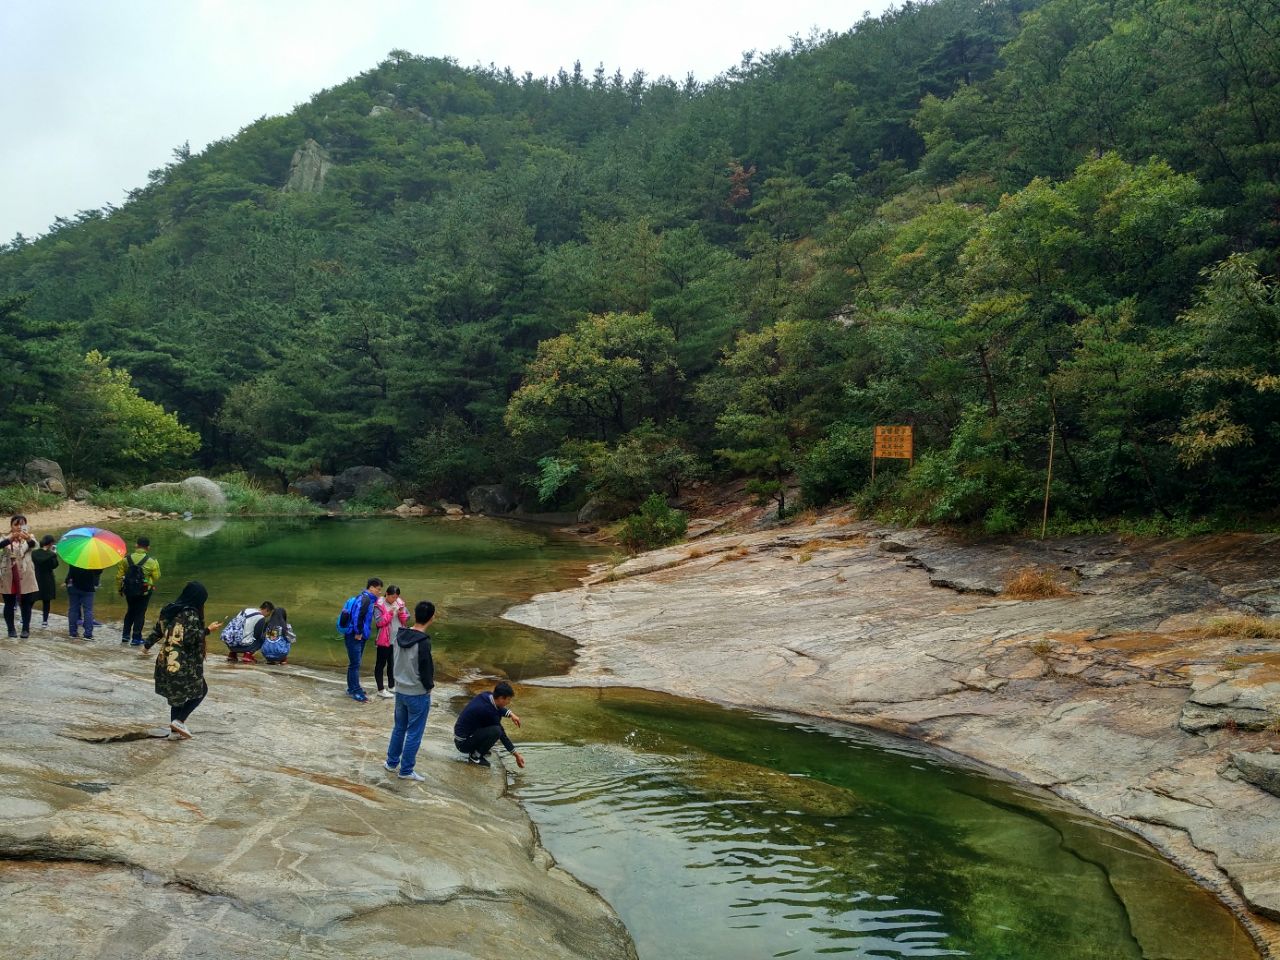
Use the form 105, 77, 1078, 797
386, 692, 431, 775
454, 725, 503, 758
66, 587, 95, 637
374, 644, 395, 691
3, 592, 36, 635
122, 593, 152, 643
171, 680, 208, 723
345, 636, 366, 694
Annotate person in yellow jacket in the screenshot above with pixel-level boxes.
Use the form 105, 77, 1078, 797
116, 535, 161, 646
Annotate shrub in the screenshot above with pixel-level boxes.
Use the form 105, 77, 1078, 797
618, 494, 688, 552
799, 421, 872, 507
1002, 566, 1069, 600
344, 483, 399, 514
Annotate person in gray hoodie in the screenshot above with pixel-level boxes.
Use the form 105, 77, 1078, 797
383, 600, 435, 782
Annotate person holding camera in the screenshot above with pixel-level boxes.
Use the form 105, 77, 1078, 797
1, 514, 40, 639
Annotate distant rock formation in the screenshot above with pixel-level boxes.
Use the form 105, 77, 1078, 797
23, 458, 65, 496
282, 139, 331, 194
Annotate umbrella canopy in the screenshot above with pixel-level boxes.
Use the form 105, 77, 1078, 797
57, 527, 128, 570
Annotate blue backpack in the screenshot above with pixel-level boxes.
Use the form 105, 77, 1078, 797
337, 594, 363, 637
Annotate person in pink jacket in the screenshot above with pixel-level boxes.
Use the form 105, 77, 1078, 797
373, 584, 409, 699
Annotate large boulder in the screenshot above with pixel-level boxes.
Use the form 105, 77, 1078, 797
180, 476, 227, 509
288, 475, 335, 503
23, 459, 65, 496
577, 497, 629, 524
332, 466, 395, 502
467, 484, 517, 515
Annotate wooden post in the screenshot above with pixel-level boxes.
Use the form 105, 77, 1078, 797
1041, 416, 1056, 539
870, 427, 876, 482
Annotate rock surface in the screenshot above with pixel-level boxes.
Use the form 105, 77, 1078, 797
467, 484, 517, 515
282, 139, 331, 194
289, 475, 335, 503
23, 458, 65, 496
506, 520, 1280, 955
179, 475, 227, 509
0, 632, 634, 960
1231, 752, 1280, 798
332, 466, 395, 502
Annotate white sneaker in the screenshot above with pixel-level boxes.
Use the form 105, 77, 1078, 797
383, 761, 398, 772
397, 770, 425, 782
169, 720, 192, 740
378, 688, 395, 699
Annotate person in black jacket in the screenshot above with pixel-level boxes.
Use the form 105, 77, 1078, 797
64, 562, 102, 640
453, 681, 525, 769
31, 535, 59, 628
383, 601, 435, 783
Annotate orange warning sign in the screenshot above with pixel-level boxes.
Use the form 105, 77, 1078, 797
874, 425, 913, 460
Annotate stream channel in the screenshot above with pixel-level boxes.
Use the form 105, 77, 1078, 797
61, 516, 1260, 960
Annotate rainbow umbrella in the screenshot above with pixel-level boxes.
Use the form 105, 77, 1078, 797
57, 527, 128, 570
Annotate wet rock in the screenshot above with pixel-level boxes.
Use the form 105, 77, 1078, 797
468, 484, 517, 515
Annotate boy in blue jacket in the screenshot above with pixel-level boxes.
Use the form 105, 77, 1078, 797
453, 681, 525, 768
343, 577, 382, 702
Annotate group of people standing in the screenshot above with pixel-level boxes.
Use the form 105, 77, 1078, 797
0, 515, 149, 641
4, 514, 525, 773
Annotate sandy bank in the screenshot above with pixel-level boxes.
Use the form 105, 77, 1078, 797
506, 518, 1280, 958
0, 620, 635, 960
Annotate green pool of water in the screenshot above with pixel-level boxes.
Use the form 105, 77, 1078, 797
42, 517, 1260, 959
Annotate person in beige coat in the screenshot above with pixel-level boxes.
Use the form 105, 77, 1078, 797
1, 514, 40, 638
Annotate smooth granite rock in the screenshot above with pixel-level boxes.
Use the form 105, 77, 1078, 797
506, 520, 1280, 956
0, 632, 634, 960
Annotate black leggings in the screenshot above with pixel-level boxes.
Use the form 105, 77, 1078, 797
3, 593, 36, 633
171, 680, 208, 723
40, 598, 51, 622
374, 645, 395, 691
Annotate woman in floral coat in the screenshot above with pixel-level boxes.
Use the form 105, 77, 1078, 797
143, 581, 223, 739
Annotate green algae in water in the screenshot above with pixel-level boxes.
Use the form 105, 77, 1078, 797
511, 687, 1261, 960
58, 516, 603, 679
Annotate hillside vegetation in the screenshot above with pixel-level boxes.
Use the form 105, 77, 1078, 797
3, 0, 1279, 530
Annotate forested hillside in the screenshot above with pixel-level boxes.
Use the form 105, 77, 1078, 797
4, 0, 1280, 529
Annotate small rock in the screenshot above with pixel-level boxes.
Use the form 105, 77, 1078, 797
1229, 752, 1280, 798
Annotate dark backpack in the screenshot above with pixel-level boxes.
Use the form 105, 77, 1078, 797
121, 553, 150, 598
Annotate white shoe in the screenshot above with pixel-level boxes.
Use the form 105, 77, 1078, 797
397, 770, 425, 782
169, 720, 192, 740
378, 689, 395, 699
383, 761, 398, 772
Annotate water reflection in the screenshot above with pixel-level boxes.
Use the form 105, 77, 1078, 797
512, 688, 1259, 960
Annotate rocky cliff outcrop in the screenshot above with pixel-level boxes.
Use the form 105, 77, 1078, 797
282, 139, 332, 194
0, 637, 634, 960
507, 520, 1280, 956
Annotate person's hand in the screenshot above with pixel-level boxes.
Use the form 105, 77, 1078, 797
207, 621, 223, 632
513, 751, 526, 769
508, 711, 522, 728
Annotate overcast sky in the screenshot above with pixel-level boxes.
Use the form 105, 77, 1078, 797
0, 0, 895, 241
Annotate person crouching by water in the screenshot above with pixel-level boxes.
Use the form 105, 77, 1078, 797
142, 581, 223, 740
453, 681, 525, 769
260, 606, 297, 665
220, 602, 272, 663
384, 601, 435, 782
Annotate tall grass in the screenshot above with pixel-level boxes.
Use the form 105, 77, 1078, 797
0, 485, 62, 515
